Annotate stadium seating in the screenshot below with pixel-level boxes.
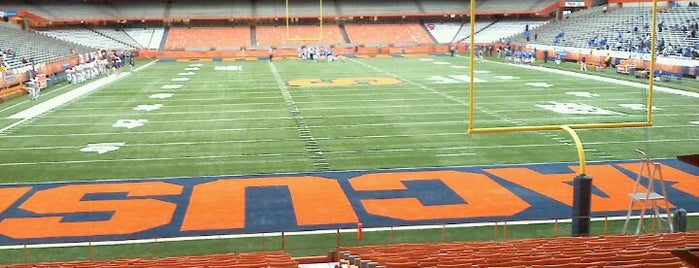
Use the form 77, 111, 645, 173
468, 20, 549, 43
517, 4, 699, 58
169, 0, 252, 19
165, 27, 252, 50
122, 28, 165, 49
344, 24, 434, 45
452, 19, 496, 43
92, 28, 143, 48
339, 232, 698, 268
337, 0, 420, 16
255, 0, 336, 18
0, 251, 299, 268
37, 28, 136, 50
476, 0, 559, 13
424, 22, 463, 44
0, 22, 91, 69
255, 25, 346, 47
0, 0, 563, 21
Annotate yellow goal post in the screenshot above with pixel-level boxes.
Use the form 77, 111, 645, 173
285, 0, 324, 42
466, 0, 661, 175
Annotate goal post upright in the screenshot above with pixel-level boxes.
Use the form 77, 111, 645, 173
647, 0, 658, 125
465, 0, 659, 236
285, 0, 324, 42
466, 0, 658, 142
467, 0, 476, 134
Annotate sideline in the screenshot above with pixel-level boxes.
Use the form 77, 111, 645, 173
0, 212, 695, 250
473, 56, 699, 98
0, 83, 73, 114
0, 61, 156, 134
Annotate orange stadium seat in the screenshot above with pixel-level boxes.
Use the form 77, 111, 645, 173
343, 24, 433, 44
165, 27, 251, 50
256, 25, 346, 47
339, 233, 695, 268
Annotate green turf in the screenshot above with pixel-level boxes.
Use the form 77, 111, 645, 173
0, 55, 697, 182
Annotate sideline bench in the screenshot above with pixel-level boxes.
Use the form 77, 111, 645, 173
0, 85, 27, 103
655, 71, 682, 82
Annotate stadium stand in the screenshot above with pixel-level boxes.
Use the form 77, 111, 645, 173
517, 5, 699, 58
0, 0, 566, 21
452, 19, 496, 43
475, 0, 559, 13
343, 24, 434, 45
424, 22, 463, 44
255, 0, 335, 18
256, 25, 346, 47
339, 232, 698, 268
165, 27, 252, 50
37, 28, 135, 50
92, 28, 143, 48
169, 0, 251, 19
337, 0, 420, 16
122, 28, 165, 50
469, 20, 549, 43
0, 22, 91, 69
420, 0, 468, 15
111, 0, 167, 20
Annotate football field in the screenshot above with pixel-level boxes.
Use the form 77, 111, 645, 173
0, 55, 697, 183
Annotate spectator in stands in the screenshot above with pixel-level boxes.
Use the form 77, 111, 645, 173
524, 30, 530, 42
0, 60, 6, 72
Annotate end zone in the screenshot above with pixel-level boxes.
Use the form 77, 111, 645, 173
0, 159, 696, 246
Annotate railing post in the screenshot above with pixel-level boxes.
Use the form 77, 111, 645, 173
336, 229, 341, 250
154, 238, 160, 258
23, 244, 28, 264
281, 232, 286, 250
88, 241, 93, 262
493, 222, 499, 241
389, 226, 394, 244
442, 224, 447, 243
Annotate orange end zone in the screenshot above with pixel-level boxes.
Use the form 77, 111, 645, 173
0, 159, 695, 245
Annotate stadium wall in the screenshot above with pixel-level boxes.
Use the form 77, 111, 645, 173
137, 44, 455, 60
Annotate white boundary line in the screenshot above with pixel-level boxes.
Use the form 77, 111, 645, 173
0, 83, 74, 114
1, 212, 697, 250
1, 61, 156, 135
477, 57, 699, 98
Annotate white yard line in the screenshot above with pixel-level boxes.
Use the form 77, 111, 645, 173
1, 137, 697, 165
479, 58, 699, 98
